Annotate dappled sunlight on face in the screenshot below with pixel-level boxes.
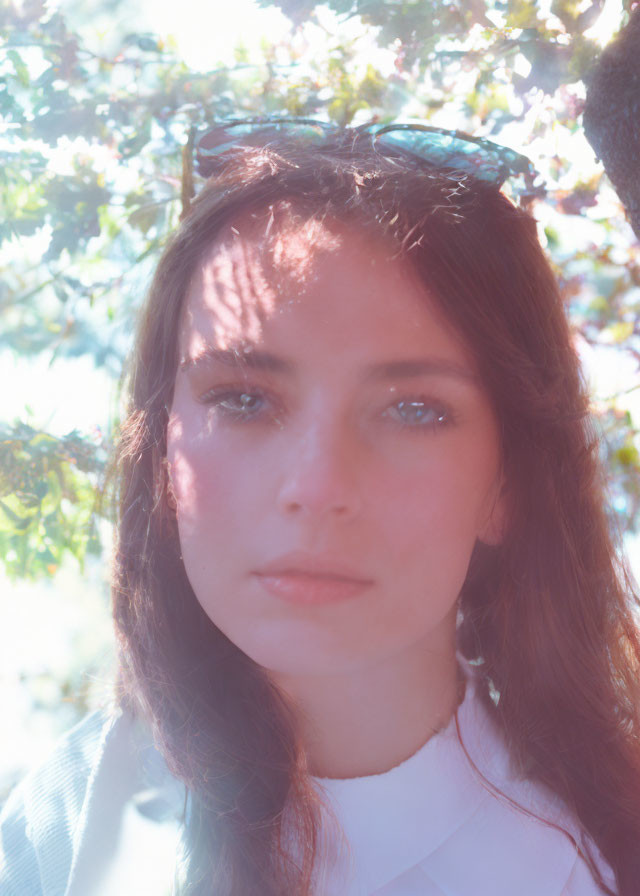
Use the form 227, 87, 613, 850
179, 204, 344, 365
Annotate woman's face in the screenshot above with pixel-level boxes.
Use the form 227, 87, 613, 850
167, 213, 505, 680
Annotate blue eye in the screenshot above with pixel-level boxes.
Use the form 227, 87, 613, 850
385, 398, 450, 429
200, 389, 268, 420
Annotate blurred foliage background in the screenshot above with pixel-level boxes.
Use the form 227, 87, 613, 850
1, 0, 639, 797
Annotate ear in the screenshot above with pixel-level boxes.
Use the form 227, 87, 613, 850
478, 474, 510, 547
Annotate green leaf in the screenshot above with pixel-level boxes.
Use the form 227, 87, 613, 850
7, 49, 30, 87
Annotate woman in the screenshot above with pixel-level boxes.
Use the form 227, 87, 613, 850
1, 120, 639, 895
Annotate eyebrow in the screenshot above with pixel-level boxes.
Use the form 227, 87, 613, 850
363, 358, 478, 383
180, 346, 477, 383
180, 347, 294, 374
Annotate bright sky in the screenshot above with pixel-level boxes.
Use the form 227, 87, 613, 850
138, 0, 293, 70
135, 0, 625, 71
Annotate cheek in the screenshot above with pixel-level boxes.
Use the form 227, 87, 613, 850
166, 421, 273, 547
378, 454, 492, 532
166, 435, 252, 604
168, 441, 238, 523
375, 447, 499, 575
167, 449, 198, 513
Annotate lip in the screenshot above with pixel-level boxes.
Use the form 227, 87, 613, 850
253, 552, 374, 606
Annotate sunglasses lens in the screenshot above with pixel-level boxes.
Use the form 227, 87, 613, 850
195, 119, 335, 176
373, 127, 529, 185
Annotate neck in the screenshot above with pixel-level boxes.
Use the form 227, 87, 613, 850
272, 635, 461, 780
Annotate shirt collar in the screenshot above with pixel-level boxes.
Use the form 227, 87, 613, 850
311, 670, 581, 896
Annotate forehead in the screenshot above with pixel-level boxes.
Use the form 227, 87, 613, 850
178, 208, 340, 356
176, 206, 464, 364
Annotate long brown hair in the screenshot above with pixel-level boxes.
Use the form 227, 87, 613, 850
112, 136, 640, 895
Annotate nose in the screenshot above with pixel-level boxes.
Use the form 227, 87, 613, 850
275, 417, 362, 521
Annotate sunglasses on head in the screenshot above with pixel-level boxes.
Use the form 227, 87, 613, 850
192, 117, 544, 203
